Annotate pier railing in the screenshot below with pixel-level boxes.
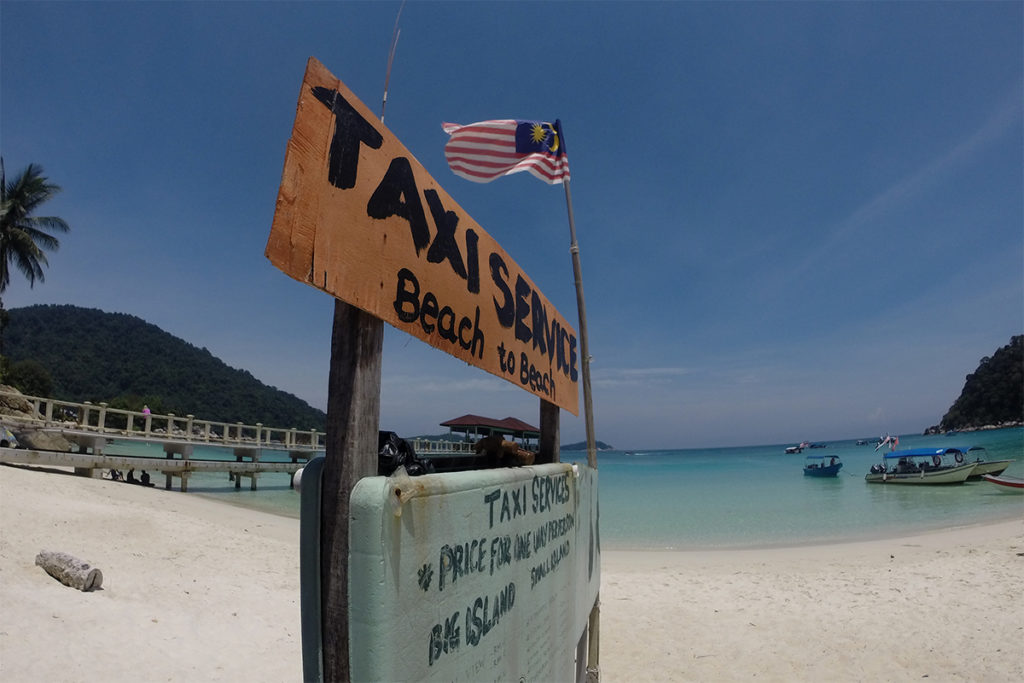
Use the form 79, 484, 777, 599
0, 389, 325, 451
407, 438, 476, 455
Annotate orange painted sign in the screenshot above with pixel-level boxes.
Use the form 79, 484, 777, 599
266, 58, 579, 415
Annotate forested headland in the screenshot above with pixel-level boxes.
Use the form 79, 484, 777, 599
927, 335, 1023, 433
2, 304, 326, 430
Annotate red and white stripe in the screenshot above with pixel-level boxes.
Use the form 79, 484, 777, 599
442, 120, 570, 185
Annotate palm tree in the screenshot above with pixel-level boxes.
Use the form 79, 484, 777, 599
0, 158, 70, 294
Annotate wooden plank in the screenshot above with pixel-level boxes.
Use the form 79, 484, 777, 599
266, 57, 579, 415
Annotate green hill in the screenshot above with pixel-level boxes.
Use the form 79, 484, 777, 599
2, 304, 326, 430
930, 335, 1023, 433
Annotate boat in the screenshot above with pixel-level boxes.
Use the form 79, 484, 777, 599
785, 445, 803, 454
803, 454, 843, 477
960, 446, 1012, 481
864, 448, 977, 485
980, 473, 1024, 492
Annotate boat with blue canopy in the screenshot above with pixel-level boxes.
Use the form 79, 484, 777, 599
865, 447, 977, 485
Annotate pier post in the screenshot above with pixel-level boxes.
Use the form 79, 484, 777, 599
256, 423, 263, 447
186, 415, 195, 438
98, 402, 108, 430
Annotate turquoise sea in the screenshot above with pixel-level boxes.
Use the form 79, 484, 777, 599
107, 428, 1023, 550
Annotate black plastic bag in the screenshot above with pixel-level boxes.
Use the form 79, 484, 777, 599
378, 431, 435, 477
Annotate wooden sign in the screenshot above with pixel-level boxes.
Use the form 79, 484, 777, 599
348, 463, 600, 680
266, 58, 579, 415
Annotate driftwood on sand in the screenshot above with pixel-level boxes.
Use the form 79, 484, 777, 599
34, 550, 103, 591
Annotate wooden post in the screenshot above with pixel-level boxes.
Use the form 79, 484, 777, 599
586, 597, 601, 682
320, 300, 383, 682
538, 399, 560, 464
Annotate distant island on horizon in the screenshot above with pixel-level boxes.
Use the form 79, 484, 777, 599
561, 440, 615, 451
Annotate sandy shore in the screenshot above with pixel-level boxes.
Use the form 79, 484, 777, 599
2, 463, 1021, 682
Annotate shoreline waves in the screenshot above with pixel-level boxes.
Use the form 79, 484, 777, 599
2, 462, 1022, 682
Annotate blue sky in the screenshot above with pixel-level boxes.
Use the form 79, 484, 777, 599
2, 1, 1021, 449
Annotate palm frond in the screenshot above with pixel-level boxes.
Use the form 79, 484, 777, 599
0, 161, 70, 293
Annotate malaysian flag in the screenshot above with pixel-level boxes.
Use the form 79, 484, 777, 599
442, 119, 570, 185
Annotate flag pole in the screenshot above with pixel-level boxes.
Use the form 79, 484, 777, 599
560, 174, 601, 682
560, 177, 597, 470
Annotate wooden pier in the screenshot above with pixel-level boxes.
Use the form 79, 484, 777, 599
0, 390, 482, 488
0, 390, 325, 491
0, 446, 303, 492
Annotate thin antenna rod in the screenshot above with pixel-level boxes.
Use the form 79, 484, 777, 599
380, 0, 406, 122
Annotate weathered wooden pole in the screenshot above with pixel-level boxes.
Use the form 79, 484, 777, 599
320, 299, 383, 682
561, 178, 596, 470
561, 165, 601, 682
538, 399, 560, 464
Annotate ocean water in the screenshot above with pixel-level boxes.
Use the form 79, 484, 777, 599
596, 428, 1023, 550
106, 428, 1023, 550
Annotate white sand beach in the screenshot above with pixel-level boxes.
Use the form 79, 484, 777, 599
1, 463, 1021, 682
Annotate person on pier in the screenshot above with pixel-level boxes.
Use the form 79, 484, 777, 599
126, 469, 137, 484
